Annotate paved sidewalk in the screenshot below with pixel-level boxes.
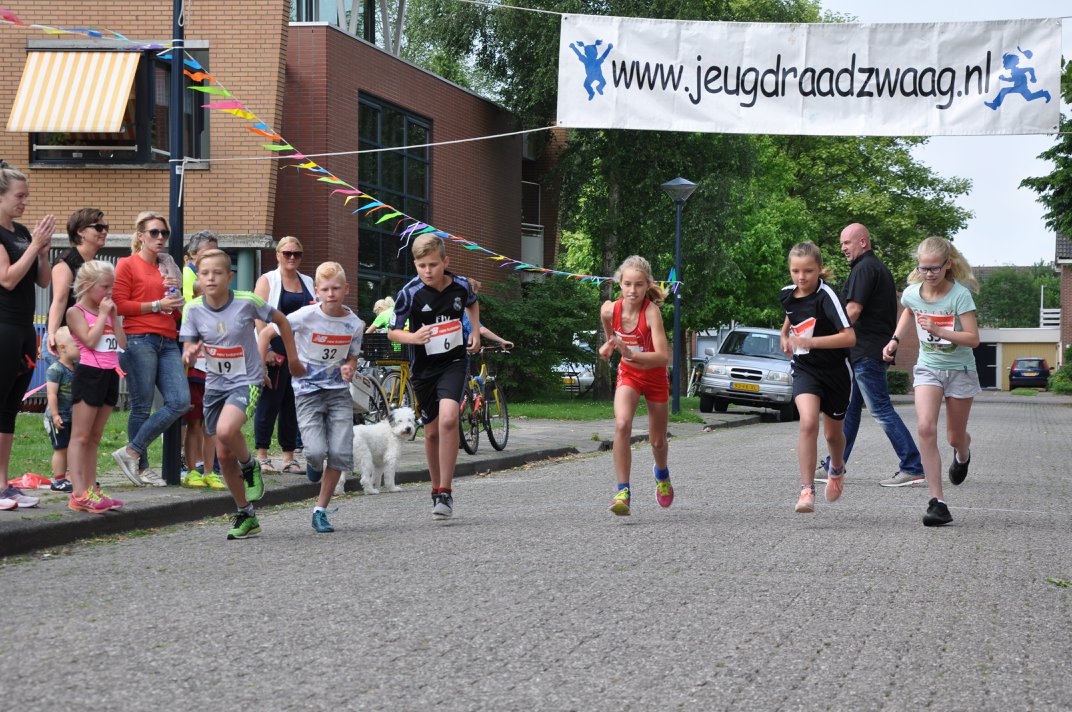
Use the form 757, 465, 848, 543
0, 406, 761, 557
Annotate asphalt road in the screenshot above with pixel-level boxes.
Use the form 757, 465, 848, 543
3, 397, 1071, 711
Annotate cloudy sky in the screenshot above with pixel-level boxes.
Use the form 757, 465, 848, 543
825, 1, 1070, 267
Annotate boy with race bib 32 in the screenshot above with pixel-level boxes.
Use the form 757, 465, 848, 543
259, 261, 363, 534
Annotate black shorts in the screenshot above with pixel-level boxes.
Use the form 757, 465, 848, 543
791, 361, 852, 420
412, 357, 467, 424
71, 365, 120, 408
47, 418, 72, 450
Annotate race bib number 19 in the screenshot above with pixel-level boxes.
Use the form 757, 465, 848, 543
425, 320, 462, 355
204, 345, 246, 375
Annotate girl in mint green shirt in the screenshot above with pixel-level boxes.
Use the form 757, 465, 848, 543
883, 236, 980, 529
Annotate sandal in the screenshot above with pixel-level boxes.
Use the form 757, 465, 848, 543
281, 460, 303, 474
257, 458, 276, 471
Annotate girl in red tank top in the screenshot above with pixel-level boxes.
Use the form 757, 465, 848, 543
598, 256, 673, 517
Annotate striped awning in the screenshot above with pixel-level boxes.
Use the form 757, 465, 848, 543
7, 51, 139, 133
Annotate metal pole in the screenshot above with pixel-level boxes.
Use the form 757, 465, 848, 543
671, 200, 682, 415
163, 0, 185, 485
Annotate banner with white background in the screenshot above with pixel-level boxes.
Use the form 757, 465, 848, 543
557, 14, 1061, 136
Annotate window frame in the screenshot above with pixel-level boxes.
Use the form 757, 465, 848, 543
356, 94, 431, 312
26, 42, 210, 167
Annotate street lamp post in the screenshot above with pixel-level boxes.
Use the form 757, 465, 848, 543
660, 178, 697, 415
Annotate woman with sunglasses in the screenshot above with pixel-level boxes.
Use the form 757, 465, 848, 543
110, 211, 190, 487
46, 210, 110, 360
0, 161, 55, 511
252, 236, 315, 473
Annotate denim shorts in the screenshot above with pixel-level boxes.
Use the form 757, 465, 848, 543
912, 364, 982, 399
294, 388, 354, 473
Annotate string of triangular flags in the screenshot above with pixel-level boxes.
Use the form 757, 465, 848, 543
0, 7, 682, 292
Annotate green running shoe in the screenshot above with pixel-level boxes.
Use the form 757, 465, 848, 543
609, 487, 631, 516
242, 459, 264, 502
227, 512, 261, 540
312, 509, 334, 533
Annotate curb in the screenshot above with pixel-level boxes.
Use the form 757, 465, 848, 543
0, 445, 581, 558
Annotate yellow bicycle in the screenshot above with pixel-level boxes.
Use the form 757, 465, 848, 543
460, 346, 510, 454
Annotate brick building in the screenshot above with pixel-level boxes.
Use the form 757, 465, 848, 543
1, 1, 557, 320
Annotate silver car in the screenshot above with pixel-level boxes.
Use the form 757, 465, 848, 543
698, 326, 797, 422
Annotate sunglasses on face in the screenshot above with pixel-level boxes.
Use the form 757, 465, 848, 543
279, 251, 303, 259
145, 228, 171, 238
86, 223, 109, 233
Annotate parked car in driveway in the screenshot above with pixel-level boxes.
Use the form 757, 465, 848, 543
1008, 357, 1053, 389
697, 326, 797, 421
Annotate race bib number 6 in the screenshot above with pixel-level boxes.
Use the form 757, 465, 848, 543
311, 333, 353, 365
425, 319, 462, 355
204, 345, 246, 375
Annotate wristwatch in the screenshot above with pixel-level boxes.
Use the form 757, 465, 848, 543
151, 300, 161, 313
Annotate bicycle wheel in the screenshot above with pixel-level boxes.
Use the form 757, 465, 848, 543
459, 384, 480, 454
361, 379, 391, 425
381, 370, 416, 410
483, 380, 509, 451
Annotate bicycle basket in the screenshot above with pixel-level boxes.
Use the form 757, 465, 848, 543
361, 333, 410, 362
350, 371, 379, 414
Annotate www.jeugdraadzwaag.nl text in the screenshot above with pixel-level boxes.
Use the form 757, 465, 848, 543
612, 52, 996, 110
557, 15, 1062, 136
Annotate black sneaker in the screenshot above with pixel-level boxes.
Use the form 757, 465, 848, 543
922, 498, 952, 527
948, 450, 970, 485
50, 477, 73, 493
432, 492, 454, 520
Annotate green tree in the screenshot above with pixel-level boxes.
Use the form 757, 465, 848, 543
1020, 58, 1072, 237
975, 263, 1060, 328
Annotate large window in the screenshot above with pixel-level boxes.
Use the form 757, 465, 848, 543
31, 50, 209, 165
357, 95, 430, 315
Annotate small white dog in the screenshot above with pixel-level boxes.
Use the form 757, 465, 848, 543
338, 407, 417, 495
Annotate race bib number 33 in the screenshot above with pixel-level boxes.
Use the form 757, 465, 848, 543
425, 320, 462, 355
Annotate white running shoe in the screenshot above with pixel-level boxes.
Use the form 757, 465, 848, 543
112, 447, 143, 486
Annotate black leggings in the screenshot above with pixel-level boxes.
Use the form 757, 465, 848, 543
0, 323, 37, 433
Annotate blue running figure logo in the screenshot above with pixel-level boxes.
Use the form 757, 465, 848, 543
569, 39, 614, 101
984, 47, 1052, 110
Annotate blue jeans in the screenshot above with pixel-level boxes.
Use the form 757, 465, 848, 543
843, 357, 924, 476
119, 334, 190, 469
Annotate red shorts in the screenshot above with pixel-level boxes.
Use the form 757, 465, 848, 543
616, 364, 669, 403
183, 371, 206, 423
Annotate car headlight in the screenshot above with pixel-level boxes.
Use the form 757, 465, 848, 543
765, 371, 790, 383
706, 363, 727, 376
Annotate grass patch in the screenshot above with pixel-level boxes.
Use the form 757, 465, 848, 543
9, 410, 255, 481
1009, 388, 1040, 396
510, 395, 704, 423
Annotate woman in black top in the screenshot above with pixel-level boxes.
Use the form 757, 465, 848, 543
46, 208, 109, 357
0, 161, 55, 509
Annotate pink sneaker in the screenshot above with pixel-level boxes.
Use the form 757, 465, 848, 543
69, 490, 112, 514
654, 466, 674, 508
824, 467, 845, 502
795, 486, 815, 513
94, 485, 125, 510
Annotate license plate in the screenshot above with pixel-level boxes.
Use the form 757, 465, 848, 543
1023, 372, 1038, 377
731, 382, 760, 392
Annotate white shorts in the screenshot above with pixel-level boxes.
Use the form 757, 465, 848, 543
912, 364, 981, 399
